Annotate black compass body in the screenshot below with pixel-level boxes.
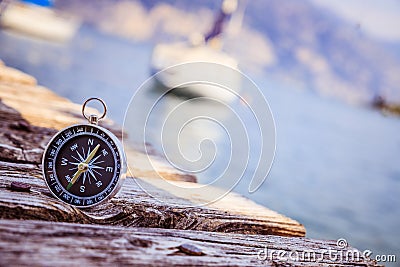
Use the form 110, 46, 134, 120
42, 98, 126, 208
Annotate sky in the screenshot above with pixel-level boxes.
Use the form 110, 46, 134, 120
311, 0, 400, 42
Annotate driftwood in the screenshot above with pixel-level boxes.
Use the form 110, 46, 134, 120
0, 62, 380, 266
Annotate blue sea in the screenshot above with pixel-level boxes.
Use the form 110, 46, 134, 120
1, 24, 399, 264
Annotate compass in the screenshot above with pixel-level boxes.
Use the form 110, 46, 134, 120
42, 98, 126, 208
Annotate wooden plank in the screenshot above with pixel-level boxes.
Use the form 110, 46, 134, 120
0, 220, 380, 267
0, 160, 304, 236
0, 64, 37, 86
0, 62, 305, 237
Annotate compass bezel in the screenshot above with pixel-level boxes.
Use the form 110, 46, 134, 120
42, 124, 127, 208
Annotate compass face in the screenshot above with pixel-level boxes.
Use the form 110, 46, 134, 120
42, 124, 126, 208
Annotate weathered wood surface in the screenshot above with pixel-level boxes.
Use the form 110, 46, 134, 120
0, 220, 381, 267
0, 159, 304, 236
0, 62, 305, 237
0, 62, 380, 266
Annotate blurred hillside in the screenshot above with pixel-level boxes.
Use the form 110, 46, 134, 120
54, 0, 400, 105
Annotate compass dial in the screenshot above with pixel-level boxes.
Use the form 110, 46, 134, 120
42, 124, 126, 208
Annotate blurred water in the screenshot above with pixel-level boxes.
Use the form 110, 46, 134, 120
0, 24, 399, 264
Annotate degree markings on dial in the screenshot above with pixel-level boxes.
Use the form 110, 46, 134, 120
45, 124, 122, 207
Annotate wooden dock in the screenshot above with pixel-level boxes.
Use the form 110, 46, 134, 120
0, 61, 380, 266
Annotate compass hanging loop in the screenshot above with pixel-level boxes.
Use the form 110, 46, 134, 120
82, 97, 107, 125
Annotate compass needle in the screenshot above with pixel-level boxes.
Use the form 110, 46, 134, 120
67, 168, 84, 190
85, 144, 100, 164
67, 144, 100, 190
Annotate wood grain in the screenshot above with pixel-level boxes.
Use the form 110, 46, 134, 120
0, 220, 381, 267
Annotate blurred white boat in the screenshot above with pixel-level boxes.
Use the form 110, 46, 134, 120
150, 0, 244, 102
0, 0, 79, 42
151, 42, 241, 102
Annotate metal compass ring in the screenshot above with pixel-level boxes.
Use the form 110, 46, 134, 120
82, 97, 107, 121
